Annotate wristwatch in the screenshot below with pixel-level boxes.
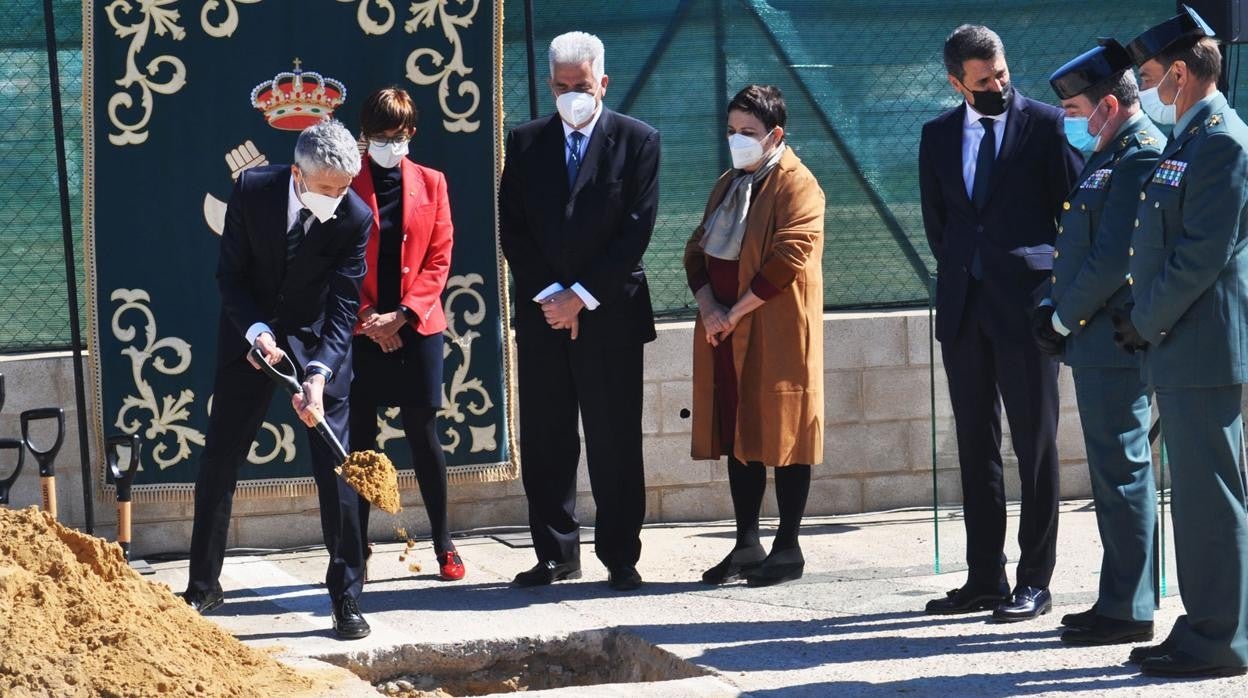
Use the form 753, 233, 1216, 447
305, 365, 332, 382
398, 305, 415, 321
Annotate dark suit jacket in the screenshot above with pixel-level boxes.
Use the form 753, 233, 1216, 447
216, 165, 372, 398
919, 92, 1083, 342
498, 108, 660, 344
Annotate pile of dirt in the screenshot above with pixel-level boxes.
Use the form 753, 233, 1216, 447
337, 450, 401, 514
0, 506, 316, 697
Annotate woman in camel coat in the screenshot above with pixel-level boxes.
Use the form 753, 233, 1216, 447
683, 84, 825, 588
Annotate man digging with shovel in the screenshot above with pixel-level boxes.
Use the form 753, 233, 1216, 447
182, 119, 380, 640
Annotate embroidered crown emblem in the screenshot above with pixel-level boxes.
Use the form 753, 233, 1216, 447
250, 58, 346, 131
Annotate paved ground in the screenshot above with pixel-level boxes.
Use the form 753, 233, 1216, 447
146, 500, 1248, 696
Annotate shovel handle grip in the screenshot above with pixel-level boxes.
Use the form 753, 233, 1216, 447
106, 433, 142, 502
21, 407, 65, 475
249, 347, 303, 396
0, 437, 24, 505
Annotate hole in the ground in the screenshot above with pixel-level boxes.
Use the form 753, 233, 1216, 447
319, 628, 709, 696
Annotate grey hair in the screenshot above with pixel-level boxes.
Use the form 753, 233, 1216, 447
293, 119, 361, 177
549, 31, 605, 81
943, 24, 1005, 81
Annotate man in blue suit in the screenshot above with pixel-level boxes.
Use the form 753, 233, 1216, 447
919, 24, 1082, 621
1114, 6, 1248, 678
1036, 40, 1165, 646
182, 120, 374, 640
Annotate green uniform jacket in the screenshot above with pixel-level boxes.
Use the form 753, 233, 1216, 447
1130, 92, 1248, 387
1050, 115, 1166, 368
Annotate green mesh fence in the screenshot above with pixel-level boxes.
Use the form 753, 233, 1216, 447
0, 1, 1226, 350
0, 0, 82, 352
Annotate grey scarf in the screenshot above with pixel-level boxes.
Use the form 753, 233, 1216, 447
699, 144, 787, 261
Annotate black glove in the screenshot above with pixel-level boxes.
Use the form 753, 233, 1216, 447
1111, 305, 1149, 354
1031, 305, 1065, 356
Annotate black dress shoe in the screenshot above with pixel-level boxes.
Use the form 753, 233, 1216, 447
924, 583, 1010, 615
1140, 651, 1248, 678
513, 560, 582, 587
701, 545, 766, 585
180, 588, 224, 615
1060, 604, 1098, 628
607, 566, 643, 591
1128, 638, 1176, 664
745, 547, 804, 588
1061, 616, 1153, 646
331, 596, 371, 640
991, 586, 1052, 622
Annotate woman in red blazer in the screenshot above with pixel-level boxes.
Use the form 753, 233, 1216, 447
349, 87, 462, 580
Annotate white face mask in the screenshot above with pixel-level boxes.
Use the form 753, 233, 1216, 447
368, 140, 408, 169
728, 131, 772, 170
556, 91, 598, 128
297, 175, 344, 223
1139, 66, 1179, 126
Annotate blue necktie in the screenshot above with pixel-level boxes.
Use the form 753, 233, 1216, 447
567, 131, 585, 188
970, 118, 996, 278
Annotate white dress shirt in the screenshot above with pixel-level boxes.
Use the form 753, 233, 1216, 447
244, 174, 332, 379
532, 104, 605, 311
962, 102, 1009, 201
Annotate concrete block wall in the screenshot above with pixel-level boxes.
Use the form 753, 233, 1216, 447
0, 310, 1097, 559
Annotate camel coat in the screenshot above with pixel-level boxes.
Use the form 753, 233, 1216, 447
683, 147, 825, 466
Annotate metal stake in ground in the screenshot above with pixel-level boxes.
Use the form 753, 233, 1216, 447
21, 408, 64, 520
0, 438, 25, 506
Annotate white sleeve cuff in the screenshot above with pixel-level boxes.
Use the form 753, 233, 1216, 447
570, 282, 600, 311
306, 361, 333, 381
245, 322, 273, 345
533, 283, 565, 303
1052, 312, 1071, 337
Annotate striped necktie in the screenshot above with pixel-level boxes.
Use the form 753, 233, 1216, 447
286, 208, 312, 265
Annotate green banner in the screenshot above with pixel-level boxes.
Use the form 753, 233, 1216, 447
85, 0, 514, 500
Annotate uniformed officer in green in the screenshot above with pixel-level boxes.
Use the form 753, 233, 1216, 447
1111, 6, 1248, 678
1033, 39, 1165, 647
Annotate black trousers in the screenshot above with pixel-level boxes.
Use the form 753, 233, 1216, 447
516, 329, 646, 569
187, 353, 366, 600
940, 281, 1060, 589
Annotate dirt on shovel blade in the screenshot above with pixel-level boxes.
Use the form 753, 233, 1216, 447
0, 506, 320, 697
336, 449, 401, 514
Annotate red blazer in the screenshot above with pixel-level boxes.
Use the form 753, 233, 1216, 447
351, 158, 453, 336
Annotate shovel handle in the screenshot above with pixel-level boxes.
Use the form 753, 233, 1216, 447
118, 500, 132, 560
106, 433, 142, 503
248, 348, 349, 464
21, 408, 65, 476
0, 438, 23, 506
0, 373, 6, 415
40, 475, 57, 520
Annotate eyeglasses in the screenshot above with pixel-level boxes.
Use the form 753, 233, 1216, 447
368, 135, 410, 145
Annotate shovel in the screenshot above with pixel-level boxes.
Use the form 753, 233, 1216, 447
106, 433, 142, 561
21, 408, 65, 520
249, 348, 399, 513
0, 438, 23, 506
0, 372, 6, 414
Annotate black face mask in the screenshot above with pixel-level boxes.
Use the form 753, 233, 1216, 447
969, 83, 1013, 116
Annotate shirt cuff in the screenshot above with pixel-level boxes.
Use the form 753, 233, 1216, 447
1051, 312, 1071, 337
570, 283, 600, 311
749, 274, 782, 302
533, 282, 565, 303
245, 322, 273, 345
306, 361, 333, 382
